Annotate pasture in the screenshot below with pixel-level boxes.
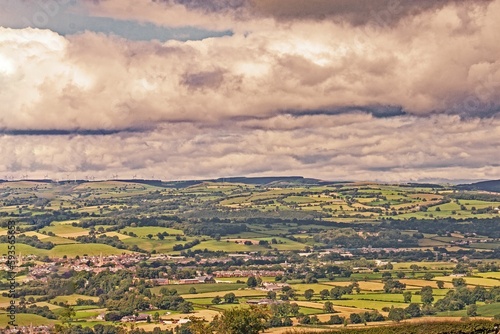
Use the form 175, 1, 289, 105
48, 243, 132, 257
121, 226, 184, 237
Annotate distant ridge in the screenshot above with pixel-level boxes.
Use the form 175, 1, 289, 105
456, 179, 500, 193
213, 176, 344, 186
402, 182, 443, 188
116, 176, 346, 188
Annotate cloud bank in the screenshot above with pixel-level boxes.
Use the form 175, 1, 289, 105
0, 0, 499, 181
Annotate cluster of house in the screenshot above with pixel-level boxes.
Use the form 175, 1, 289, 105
0, 253, 35, 272
177, 275, 215, 284
450, 238, 496, 246
18, 253, 148, 281
119, 314, 152, 323
150, 253, 282, 265
246, 298, 283, 305
260, 282, 290, 292
212, 270, 285, 278
2, 324, 52, 334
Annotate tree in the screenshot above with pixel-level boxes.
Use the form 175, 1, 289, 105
388, 307, 405, 322
350, 313, 363, 324
224, 292, 237, 304
247, 276, 258, 288
436, 281, 445, 289
403, 291, 412, 303
212, 296, 222, 305
186, 317, 213, 334
405, 303, 421, 318
320, 289, 330, 300
323, 301, 334, 313
330, 287, 344, 299
267, 291, 277, 300
59, 307, 76, 324
282, 317, 293, 326
421, 286, 434, 305
452, 277, 466, 288
213, 306, 269, 334
189, 287, 197, 294
178, 301, 194, 313
421, 304, 437, 316
256, 276, 263, 287
328, 315, 344, 324
423, 272, 435, 280
467, 304, 478, 317
153, 312, 160, 323
304, 289, 314, 301
383, 279, 406, 293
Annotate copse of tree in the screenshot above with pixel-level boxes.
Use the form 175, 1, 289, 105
287, 319, 499, 334
211, 306, 270, 334
172, 239, 201, 251
247, 276, 258, 288
0, 235, 54, 249
183, 222, 248, 237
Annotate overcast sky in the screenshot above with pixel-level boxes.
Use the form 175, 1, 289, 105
0, 0, 499, 182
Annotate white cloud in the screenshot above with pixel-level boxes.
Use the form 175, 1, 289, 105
0, 1, 499, 180
1, 114, 499, 182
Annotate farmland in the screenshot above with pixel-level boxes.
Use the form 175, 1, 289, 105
1, 178, 500, 332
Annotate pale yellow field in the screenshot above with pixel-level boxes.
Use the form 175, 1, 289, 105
181, 289, 266, 299
102, 232, 131, 240
52, 294, 100, 304
392, 262, 455, 270
55, 231, 90, 238
294, 301, 370, 314
33, 301, 61, 310
323, 281, 386, 291
476, 272, 500, 279
23, 231, 51, 239
400, 279, 454, 289
436, 276, 500, 287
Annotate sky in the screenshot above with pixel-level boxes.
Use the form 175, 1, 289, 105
0, 0, 499, 182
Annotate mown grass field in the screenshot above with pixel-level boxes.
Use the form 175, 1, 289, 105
151, 283, 247, 295
48, 243, 132, 257
40, 224, 89, 238
191, 240, 266, 252
435, 276, 500, 287
51, 294, 100, 305
121, 226, 184, 236
0, 313, 57, 326
122, 236, 189, 253
437, 302, 500, 317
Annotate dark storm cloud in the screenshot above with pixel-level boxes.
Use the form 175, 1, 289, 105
249, 0, 494, 25
159, 0, 494, 27
0, 128, 148, 136
168, 0, 247, 12
181, 69, 225, 90
288, 105, 406, 119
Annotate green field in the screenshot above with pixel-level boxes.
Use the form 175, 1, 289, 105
151, 283, 247, 295
435, 276, 500, 287
331, 299, 410, 311
438, 302, 500, 317
0, 313, 57, 326
122, 236, 188, 253
40, 224, 89, 237
48, 243, 132, 257
51, 294, 100, 305
191, 240, 266, 252
121, 226, 184, 236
